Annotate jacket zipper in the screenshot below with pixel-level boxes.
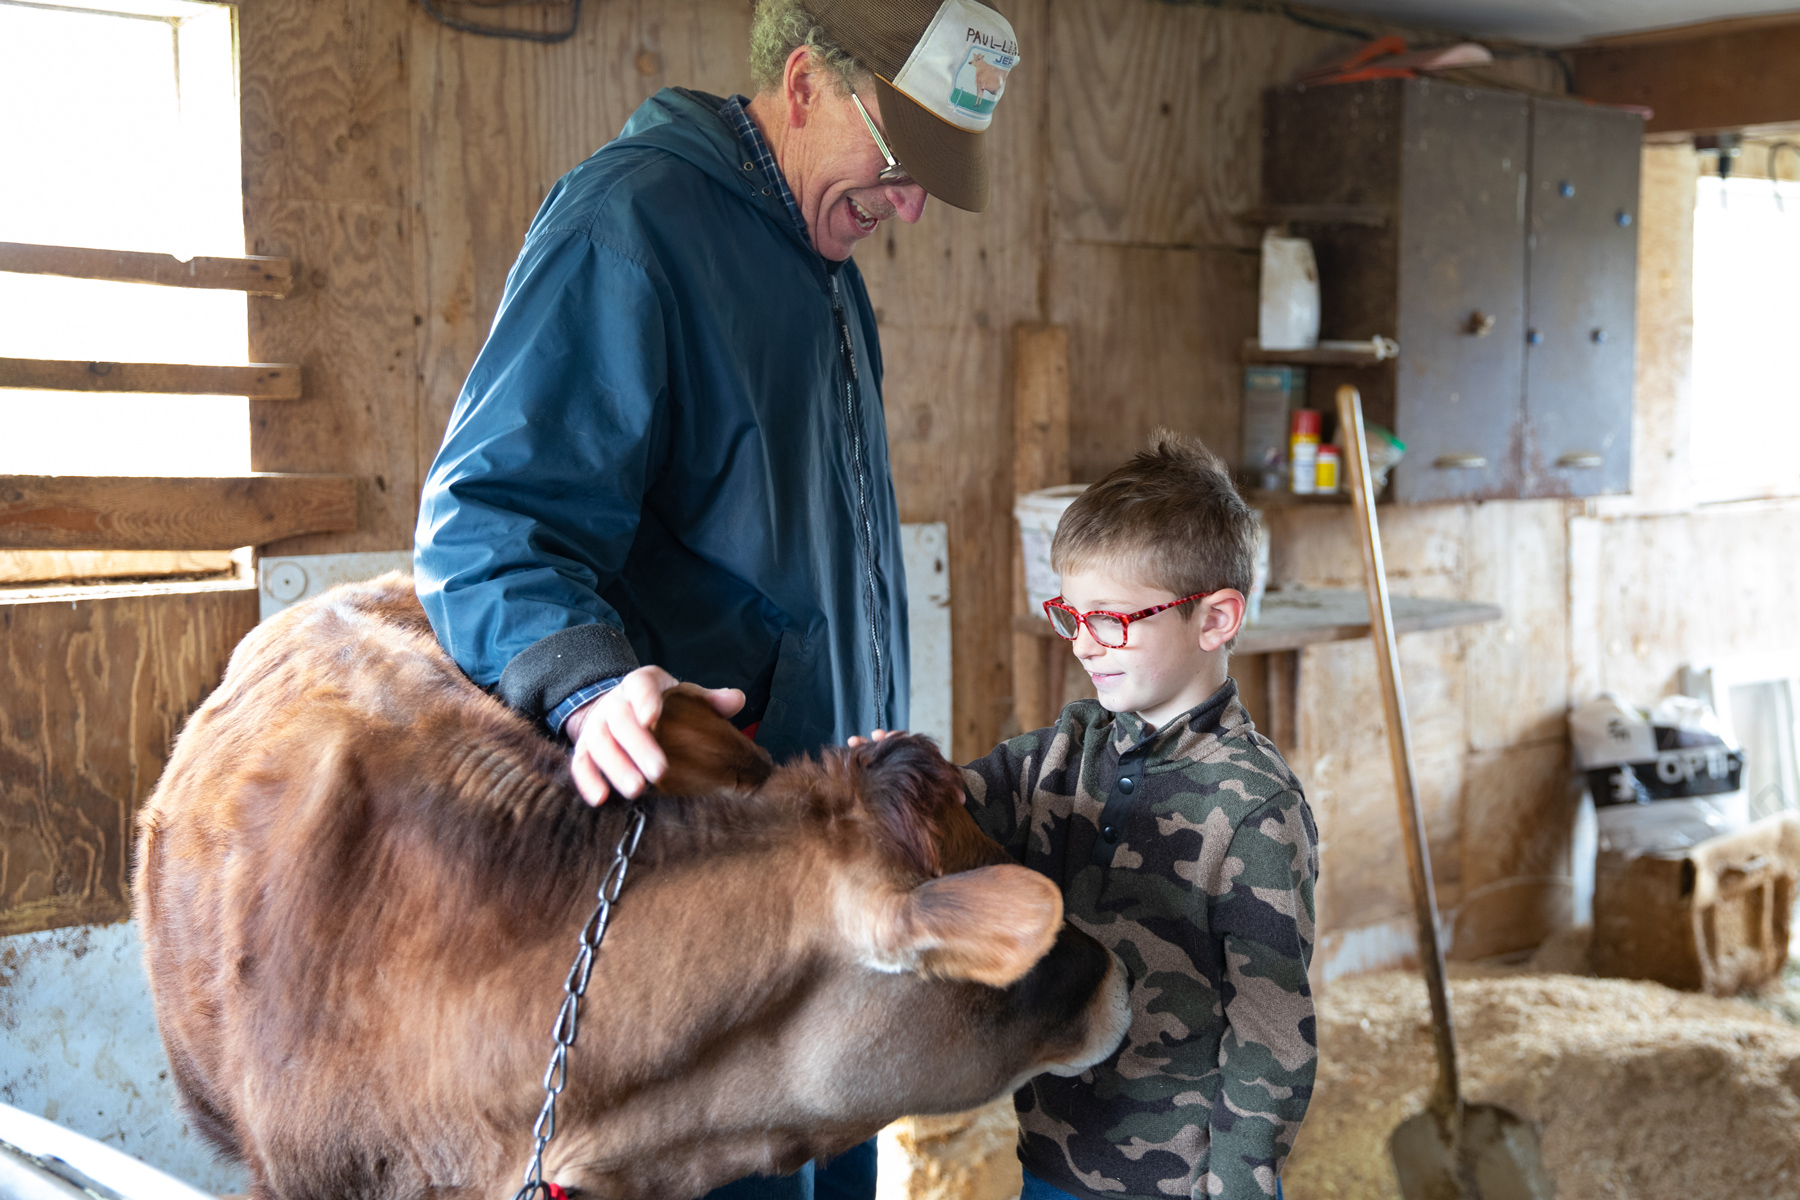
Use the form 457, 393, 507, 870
831, 276, 886, 728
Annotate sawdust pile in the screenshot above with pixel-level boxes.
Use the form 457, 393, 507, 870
876, 1098, 1022, 1200
1284, 967, 1800, 1198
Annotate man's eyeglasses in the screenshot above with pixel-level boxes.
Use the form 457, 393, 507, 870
850, 91, 912, 186
1042, 592, 1211, 649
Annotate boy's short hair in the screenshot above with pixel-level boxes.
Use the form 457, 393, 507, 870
1051, 430, 1258, 605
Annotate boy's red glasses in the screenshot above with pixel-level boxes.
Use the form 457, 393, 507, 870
1042, 592, 1211, 649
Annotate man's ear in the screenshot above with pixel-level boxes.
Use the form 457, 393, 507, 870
862, 864, 1063, 987
782, 44, 824, 128
1199, 588, 1246, 652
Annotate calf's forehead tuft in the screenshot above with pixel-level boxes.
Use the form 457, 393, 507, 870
808, 734, 966, 879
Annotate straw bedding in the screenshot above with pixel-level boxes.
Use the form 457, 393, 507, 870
1285, 952, 1800, 1197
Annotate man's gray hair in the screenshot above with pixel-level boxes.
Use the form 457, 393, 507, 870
748, 0, 867, 94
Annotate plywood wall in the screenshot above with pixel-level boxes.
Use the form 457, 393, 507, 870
223, 0, 1634, 959
0, 585, 257, 935
1264, 497, 1578, 961
235, 0, 1039, 758
236, 0, 1451, 764
1572, 142, 1800, 705
10, 0, 1781, 955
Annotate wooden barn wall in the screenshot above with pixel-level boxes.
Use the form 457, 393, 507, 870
0, 587, 257, 935
17, 0, 1774, 958
1571, 143, 1800, 707
0, 0, 1603, 945
14, 0, 1785, 957
224, 0, 1588, 954
234, 0, 1330, 760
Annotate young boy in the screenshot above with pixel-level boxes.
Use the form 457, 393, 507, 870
964, 432, 1318, 1200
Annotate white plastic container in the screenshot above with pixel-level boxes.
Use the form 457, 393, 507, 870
1258, 228, 1321, 351
1014, 484, 1088, 613
1289, 441, 1318, 494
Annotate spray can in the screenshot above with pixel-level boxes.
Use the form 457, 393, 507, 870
1289, 410, 1321, 494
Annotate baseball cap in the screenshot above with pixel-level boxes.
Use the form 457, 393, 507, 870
810, 0, 1020, 212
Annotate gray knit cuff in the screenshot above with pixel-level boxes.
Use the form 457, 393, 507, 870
496, 623, 640, 723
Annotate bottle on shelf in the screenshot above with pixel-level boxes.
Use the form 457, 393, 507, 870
1289, 409, 1321, 494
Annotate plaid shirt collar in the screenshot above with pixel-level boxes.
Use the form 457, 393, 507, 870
722, 94, 810, 247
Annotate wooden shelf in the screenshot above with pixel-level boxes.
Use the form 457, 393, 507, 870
1236, 589, 1501, 655
0, 241, 294, 297
0, 357, 302, 400
1241, 338, 1397, 367
1245, 487, 1354, 507
1013, 589, 1500, 656
1234, 204, 1390, 228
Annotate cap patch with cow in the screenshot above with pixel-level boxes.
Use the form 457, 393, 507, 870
816, 0, 1020, 211
131, 573, 1131, 1200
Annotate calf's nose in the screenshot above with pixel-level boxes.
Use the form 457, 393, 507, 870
1008, 925, 1132, 1076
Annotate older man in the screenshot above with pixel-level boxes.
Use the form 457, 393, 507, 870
416, 0, 1019, 796
414, 2, 1018, 1193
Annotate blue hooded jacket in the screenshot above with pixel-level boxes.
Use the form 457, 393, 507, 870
414, 88, 909, 763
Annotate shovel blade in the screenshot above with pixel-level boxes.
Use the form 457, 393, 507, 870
1391, 1104, 1555, 1200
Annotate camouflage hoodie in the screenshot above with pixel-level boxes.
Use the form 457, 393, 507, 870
961, 680, 1318, 1200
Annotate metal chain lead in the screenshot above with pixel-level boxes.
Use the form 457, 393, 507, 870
511, 803, 648, 1200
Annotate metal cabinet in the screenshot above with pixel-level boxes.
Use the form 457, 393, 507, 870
1261, 80, 1642, 503
1523, 99, 1641, 497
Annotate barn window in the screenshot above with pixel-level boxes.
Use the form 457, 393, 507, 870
1689, 169, 1800, 503
0, 0, 250, 585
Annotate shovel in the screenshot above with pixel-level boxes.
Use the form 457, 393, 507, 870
1335, 386, 1556, 1200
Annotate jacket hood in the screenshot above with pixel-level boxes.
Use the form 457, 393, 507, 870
618, 88, 816, 261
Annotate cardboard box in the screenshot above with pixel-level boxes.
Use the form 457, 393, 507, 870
1593, 812, 1800, 995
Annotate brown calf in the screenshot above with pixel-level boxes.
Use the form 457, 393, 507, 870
134, 574, 1129, 1200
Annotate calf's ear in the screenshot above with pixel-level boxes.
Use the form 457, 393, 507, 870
868, 864, 1063, 987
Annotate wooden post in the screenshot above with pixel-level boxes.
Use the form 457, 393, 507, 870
1012, 324, 1070, 734
1263, 649, 1302, 762
1014, 325, 1069, 493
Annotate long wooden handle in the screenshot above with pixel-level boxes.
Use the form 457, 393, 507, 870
1336, 385, 1462, 1121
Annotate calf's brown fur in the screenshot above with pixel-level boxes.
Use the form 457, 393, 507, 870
135, 574, 1129, 1200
